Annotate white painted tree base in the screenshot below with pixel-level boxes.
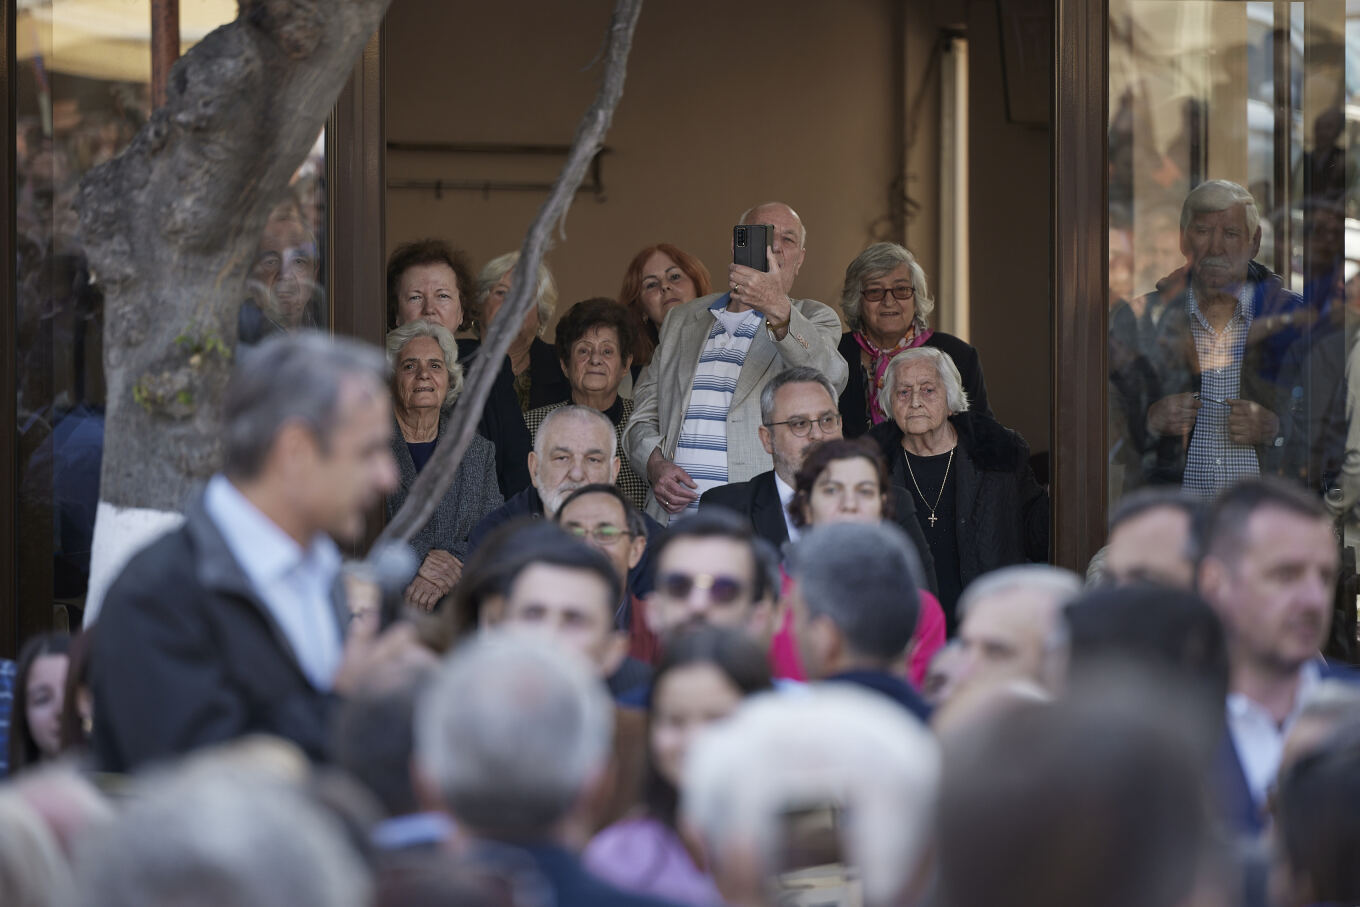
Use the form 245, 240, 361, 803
84, 502, 184, 627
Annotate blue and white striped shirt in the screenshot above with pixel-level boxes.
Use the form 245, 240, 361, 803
671, 298, 762, 522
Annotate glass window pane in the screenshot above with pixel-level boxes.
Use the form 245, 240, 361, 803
1108, 0, 1353, 514
14, 2, 329, 620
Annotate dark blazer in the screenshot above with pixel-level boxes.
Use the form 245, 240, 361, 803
1213, 660, 1360, 838
870, 410, 1049, 588
91, 495, 343, 773
528, 337, 572, 410
828, 670, 932, 723
1116, 261, 1300, 486
699, 470, 940, 596
456, 338, 532, 498
387, 410, 504, 566
481, 842, 684, 907
838, 330, 991, 438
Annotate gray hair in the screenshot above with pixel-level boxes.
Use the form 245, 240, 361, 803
223, 330, 388, 480
789, 523, 924, 664
533, 404, 618, 459
70, 767, 370, 907
759, 366, 838, 425
414, 633, 613, 836
957, 565, 1083, 622
385, 321, 465, 409
1180, 179, 1260, 238
738, 201, 807, 247
878, 346, 970, 420
683, 687, 940, 907
476, 251, 558, 337
840, 242, 936, 334
1298, 680, 1360, 724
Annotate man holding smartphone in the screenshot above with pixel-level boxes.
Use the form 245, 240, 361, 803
625, 202, 848, 523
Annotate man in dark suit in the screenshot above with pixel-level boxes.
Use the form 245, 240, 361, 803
700, 366, 937, 592
787, 522, 931, 721
1195, 477, 1356, 837
92, 332, 408, 773
413, 634, 682, 907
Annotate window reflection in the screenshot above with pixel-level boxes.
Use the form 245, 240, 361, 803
1108, 0, 1356, 517
14, 2, 327, 618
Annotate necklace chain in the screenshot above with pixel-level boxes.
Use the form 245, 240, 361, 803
904, 448, 954, 528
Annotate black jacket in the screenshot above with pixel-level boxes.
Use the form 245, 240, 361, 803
838, 330, 991, 438
456, 338, 532, 498
1113, 261, 1300, 485
91, 495, 344, 773
870, 410, 1048, 586
828, 669, 931, 723
699, 469, 940, 596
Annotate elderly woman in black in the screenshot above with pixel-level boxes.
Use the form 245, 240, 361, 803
838, 242, 990, 437
474, 251, 570, 411
869, 346, 1047, 632
386, 321, 504, 611
524, 298, 648, 511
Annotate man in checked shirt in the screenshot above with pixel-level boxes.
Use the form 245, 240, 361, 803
1136, 180, 1302, 498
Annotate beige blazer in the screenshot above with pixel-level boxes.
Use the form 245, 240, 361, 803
624, 293, 849, 521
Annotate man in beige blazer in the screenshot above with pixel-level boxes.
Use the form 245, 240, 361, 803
624, 202, 848, 523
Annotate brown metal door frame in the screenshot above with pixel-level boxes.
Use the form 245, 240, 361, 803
1051, 0, 1109, 572
329, 27, 386, 347
1, 0, 16, 657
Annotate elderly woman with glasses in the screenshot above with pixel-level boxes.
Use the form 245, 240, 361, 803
837, 242, 990, 437
386, 321, 505, 611
868, 347, 1047, 632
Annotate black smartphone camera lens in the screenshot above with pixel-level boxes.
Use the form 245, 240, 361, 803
735, 227, 747, 247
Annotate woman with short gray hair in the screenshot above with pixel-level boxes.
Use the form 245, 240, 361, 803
869, 346, 1047, 631
836, 242, 990, 437
386, 321, 503, 612
473, 251, 570, 411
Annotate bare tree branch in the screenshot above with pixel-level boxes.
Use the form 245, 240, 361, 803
375, 0, 645, 552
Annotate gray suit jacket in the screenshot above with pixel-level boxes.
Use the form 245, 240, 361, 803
624, 293, 849, 521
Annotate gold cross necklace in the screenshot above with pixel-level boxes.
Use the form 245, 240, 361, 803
904, 448, 954, 528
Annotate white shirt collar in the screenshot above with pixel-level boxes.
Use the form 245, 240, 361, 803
204, 475, 341, 588
774, 472, 800, 543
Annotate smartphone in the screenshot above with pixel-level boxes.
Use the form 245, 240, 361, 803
733, 223, 772, 271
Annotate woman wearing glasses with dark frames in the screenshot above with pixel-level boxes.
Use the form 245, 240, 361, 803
836, 242, 991, 437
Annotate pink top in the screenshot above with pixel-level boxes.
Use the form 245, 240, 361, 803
770, 570, 946, 688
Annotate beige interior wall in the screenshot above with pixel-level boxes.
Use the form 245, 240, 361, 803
385, 0, 906, 325
964, 1, 1051, 455
384, 0, 1052, 453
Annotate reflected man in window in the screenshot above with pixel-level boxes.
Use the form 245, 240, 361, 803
1132, 180, 1301, 498
240, 199, 323, 343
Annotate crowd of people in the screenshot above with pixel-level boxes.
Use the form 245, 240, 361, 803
1, 192, 1358, 907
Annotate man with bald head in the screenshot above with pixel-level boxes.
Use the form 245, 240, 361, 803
625, 202, 848, 524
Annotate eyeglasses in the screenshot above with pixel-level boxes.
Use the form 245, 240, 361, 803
657, 571, 748, 604
565, 524, 632, 546
764, 413, 842, 437
861, 284, 916, 302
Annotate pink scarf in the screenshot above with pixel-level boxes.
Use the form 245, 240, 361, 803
852, 328, 934, 425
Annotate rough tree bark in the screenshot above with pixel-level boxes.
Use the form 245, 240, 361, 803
78, 0, 392, 620
375, 0, 645, 554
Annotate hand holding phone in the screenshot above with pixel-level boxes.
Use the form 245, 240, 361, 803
733, 223, 772, 271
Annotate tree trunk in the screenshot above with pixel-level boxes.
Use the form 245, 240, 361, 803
78, 0, 391, 621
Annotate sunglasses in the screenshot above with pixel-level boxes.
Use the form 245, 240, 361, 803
657, 571, 748, 604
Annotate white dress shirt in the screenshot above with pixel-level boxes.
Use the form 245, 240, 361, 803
1225, 661, 1321, 808
203, 474, 344, 691
774, 472, 800, 544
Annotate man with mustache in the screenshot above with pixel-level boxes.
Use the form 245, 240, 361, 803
1136, 180, 1300, 497
1196, 478, 1349, 837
